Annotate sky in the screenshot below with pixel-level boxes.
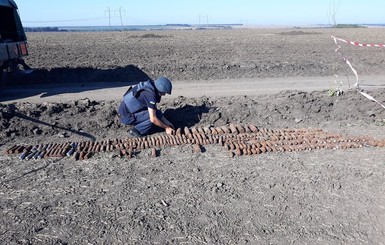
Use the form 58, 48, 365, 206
15, 0, 385, 27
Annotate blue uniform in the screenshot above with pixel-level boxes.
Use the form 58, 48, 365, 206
118, 80, 163, 135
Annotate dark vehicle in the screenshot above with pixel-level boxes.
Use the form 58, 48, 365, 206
0, 0, 31, 79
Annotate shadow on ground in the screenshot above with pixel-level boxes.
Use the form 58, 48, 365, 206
0, 65, 150, 102
164, 104, 211, 129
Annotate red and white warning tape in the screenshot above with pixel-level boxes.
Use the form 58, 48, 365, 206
332, 36, 385, 48
331, 36, 385, 109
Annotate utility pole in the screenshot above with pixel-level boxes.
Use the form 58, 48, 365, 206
119, 6, 124, 26
198, 15, 208, 26
105, 7, 111, 26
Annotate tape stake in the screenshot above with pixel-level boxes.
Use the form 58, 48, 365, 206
331, 36, 385, 109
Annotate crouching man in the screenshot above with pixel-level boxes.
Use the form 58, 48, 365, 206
118, 77, 175, 137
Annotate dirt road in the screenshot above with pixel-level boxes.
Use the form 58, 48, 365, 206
2, 75, 385, 103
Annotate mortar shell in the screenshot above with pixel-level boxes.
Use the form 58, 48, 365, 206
38, 151, 46, 159
220, 126, 230, 134
32, 150, 42, 160
19, 150, 30, 160
25, 150, 37, 160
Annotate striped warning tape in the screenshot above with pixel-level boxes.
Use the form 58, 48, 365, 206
331, 36, 385, 109
332, 36, 385, 48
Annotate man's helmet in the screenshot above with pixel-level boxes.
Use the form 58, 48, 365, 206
154, 77, 172, 94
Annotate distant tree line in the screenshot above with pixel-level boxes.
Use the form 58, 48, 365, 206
334, 24, 366, 28
24, 27, 68, 32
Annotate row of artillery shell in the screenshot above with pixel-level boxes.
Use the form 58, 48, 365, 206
1, 125, 336, 155
5, 124, 385, 161
228, 141, 369, 157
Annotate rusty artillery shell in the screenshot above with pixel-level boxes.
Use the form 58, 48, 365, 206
236, 125, 246, 134
79, 151, 86, 160
229, 124, 238, 134
149, 137, 155, 147
184, 127, 191, 136
193, 144, 202, 153
210, 127, 218, 135
151, 148, 157, 157
235, 148, 242, 156
242, 148, 249, 155
176, 128, 182, 137
243, 125, 251, 133
191, 128, 199, 135
214, 127, 224, 134
84, 152, 92, 160
6, 145, 18, 154
201, 127, 210, 135
15, 145, 26, 154
126, 150, 132, 159
158, 135, 164, 145
366, 140, 378, 147
74, 151, 80, 161
197, 127, 205, 135
6, 145, 17, 154
221, 124, 232, 134
229, 151, 235, 158
259, 146, 267, 153
249, 124, 259, 133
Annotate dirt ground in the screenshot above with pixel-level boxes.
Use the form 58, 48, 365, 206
1, 28, 385, 244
